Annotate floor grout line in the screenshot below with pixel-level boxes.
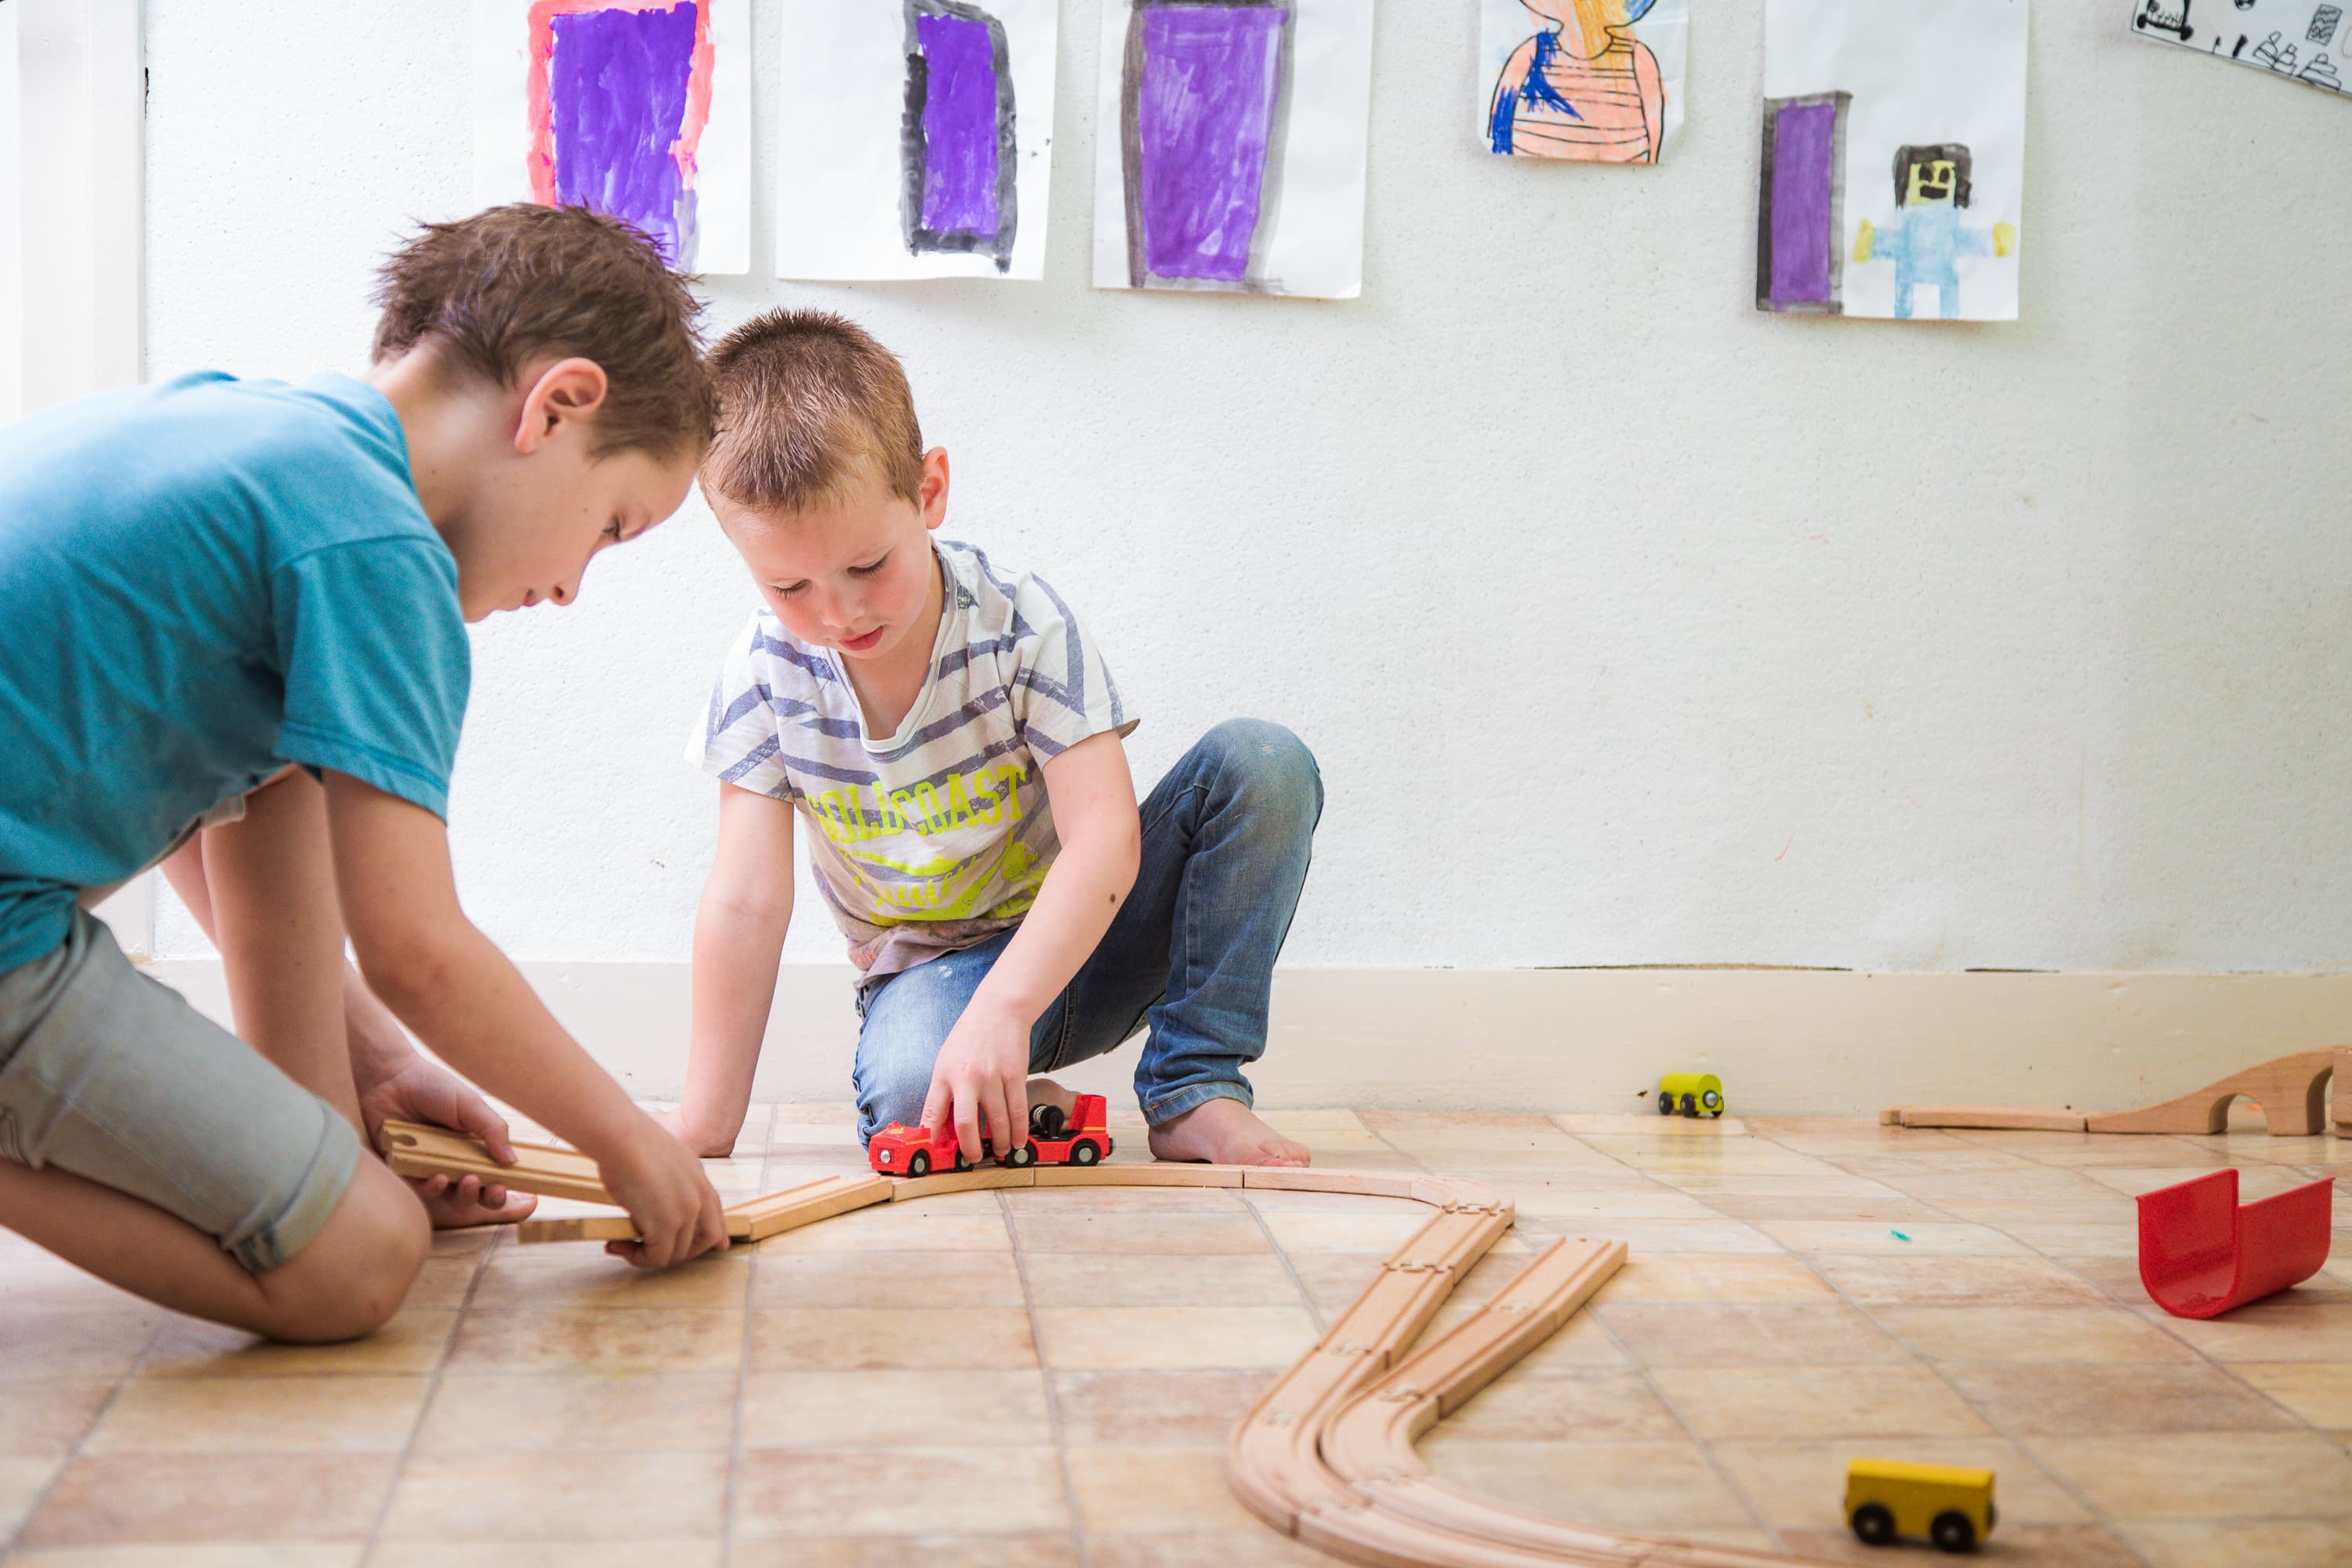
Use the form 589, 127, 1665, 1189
358, 1222, 499, 1566
998, 1188, 1094, 1568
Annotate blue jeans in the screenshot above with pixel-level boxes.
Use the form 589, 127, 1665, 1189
851, 719, 1321, 1142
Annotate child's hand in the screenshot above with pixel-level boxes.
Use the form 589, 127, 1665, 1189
920, 1001, 1032, 1164
596, 1113, 731, 1269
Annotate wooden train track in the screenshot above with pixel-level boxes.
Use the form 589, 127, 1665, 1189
1885, 1047, 2352, 1138
379, 1120, 1846, 1566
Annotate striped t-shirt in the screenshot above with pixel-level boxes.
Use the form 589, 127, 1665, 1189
689, 539, 1138, 980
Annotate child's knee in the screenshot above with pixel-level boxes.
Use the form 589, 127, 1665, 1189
1202, 719, 1322, 829
856, 1056, 935, 1142
261, 1159, 428, 1342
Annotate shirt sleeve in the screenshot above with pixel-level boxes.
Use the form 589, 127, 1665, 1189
1007, 575, 1140, 760
270, 539, 470, 818
686, 615, 797, 800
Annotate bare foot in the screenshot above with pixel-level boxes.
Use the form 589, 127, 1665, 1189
408, 1171, 539, 1229
648, 1107, 742, 1160
1148, 1098, 1310, 1167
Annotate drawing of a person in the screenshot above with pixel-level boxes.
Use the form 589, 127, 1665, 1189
1852, 144, 2016, 321
1487, 0, 1667, 162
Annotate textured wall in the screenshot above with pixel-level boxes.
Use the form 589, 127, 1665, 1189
144, 0, 2352, 972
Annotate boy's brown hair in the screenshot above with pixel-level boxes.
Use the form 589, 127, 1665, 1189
372, 204, 717, 461
700, 309, 924, 513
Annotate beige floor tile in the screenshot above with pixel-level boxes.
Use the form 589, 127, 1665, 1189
1657, 1171, 1912, 1197
379, 1450, 727, 1541
1002, 1185, 1244, 1214
734, 1447, 1069, 1536
1873, 1304, 2199, 1363
2233, 1361, 2352, 1428
1413, 1147, 1642, 1176
1572, 1138, 1842, 1176
1757, 1220, 2029, 1256
1806, 1254, 2110, 1307
1283, 1250, 1412, 1316
1240, 1187, 1436, 1214
0, 1311, 158, 1381
1945, 1360, 2303, 1433
1360, 1110, 1580, 1142
445, 1307, 745, 1373
372, 1545, 723, 1568
467, 1245, 752, 1309
1505, 1185, 1727, 1220
1032, 1305, 1317, 1370
1875, 1168, 2128, 1203
1780, 1522, 2147, 1566
1588, 1254, 1838, 1302
2014, 1142, 2232, 1171
2031, 1430, 2352, 1519
1924, 1199, 2140, 1230
1049, 1369, 1269, 1446
1594, 1301, 1909, 1367
1436, 1366, 1686, 1441
2082, 1162, 2327, 1198
412, 1370, 739, 1452
1651, 1364, 1993, 1441
1019, 1250, 1304, 1308
141, 1309, 456, 1377
1066, 1446, 1256, 1533
82, 1374, 427, 1454
1517, 1218, 1783, 1254
1256, 1109, 1370, 1132
1492, 1311, 1632, 1373
16, 1454, 394, 1546
750, 1306, 1036, 1370
10, 1548, 364, 1568
1011, 1213, 1271, 1254
1418, 1436, 1756, 1533
732, 1535, 1079, 1568
2122, 1519, 2352, 1568
1995, 1222, 2144, 1258
397, 1254, 482, 1312
1254, 1210, 1436, 1254
1555, 1112, 1751, 1136
1086, 1530, 1333, 1567
1711, 1437, 2092, 1530
0, 1381, 113, 1461
753, 1249, 1025, 1308
1696, 1192, 1951, 1224
2143, 1299, 2352, 1362
1, 1455, 62, 1541
741, 1368, 1051, 1447
755, 1206, 1011, 1254
0, 1254, 147, 1314
1833, 1152, 2042, 1178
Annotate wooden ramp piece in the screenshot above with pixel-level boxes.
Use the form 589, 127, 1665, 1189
1886, 1046, 2349, 1138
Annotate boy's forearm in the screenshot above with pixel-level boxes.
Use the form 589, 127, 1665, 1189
680, 893, 792, 1138
968, 834, 1138, 1026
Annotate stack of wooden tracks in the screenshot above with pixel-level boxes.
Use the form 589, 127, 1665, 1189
378, 1119, 1850, 1567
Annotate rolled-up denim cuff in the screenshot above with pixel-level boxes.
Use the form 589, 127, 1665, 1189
224, 1098, 361, 1273
1139, 1078, 1253, 1128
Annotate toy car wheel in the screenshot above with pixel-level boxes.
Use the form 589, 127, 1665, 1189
954, 1152, 972, 1173
1031, 1102, 1068, 1138
1071, 1140, 1101, 1166
1679, 1092, 1699, 1116
1655, 1094, 1675, 1116
1007, 1143, 1036, 1167
1700, 1089, 1723, 1114
1929, 1511, 1976, 1553
1850, 1504, 1895, 1547
906, 1150, 930, 1178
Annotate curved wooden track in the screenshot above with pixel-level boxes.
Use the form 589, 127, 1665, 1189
382, 1121, 1846, 1566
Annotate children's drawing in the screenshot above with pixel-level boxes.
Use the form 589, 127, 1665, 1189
1091, 0, 1376, 299
1756, 93, 1851, 313
1851, 144, 2017, 320
471, 0, 752, 274
1755, 0, 2027, 323
1479, 0, 1690, 164
902, 1, 1019, 272
773, 0, 1057, 281
2129, 0, 2349, 96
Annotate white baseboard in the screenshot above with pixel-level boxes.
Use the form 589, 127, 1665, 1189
138, 960, 2352, 1120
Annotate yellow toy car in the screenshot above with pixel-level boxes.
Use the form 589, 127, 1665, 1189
1846, 1458, 1995, 1552
1657, 1071, 1724, 1118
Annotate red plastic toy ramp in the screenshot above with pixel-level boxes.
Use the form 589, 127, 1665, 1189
2137, 1167, 2335, 1319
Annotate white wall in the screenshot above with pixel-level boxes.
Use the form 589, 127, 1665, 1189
143, 0, 2352, 978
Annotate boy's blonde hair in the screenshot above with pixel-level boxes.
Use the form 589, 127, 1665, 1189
372, 204, 716, 462
702, 310, 924, 513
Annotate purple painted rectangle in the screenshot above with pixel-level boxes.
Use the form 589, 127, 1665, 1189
550, 3, 699, 265
1768, 101, 1836, 305
916, 14, 1001, 238
1136, 5, 1285, 283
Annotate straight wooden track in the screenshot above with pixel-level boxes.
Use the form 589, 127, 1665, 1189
380, 1121, 1840, 1566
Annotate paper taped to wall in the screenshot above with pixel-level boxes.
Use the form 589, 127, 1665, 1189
1479, 0, 1690, 164
2129, 0, 2348, 97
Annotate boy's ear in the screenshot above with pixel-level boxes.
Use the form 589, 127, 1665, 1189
919, 446, 950, 532
512, 357, 609, 456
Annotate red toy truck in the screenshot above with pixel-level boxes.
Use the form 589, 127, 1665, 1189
869, 1093, 1115, 1176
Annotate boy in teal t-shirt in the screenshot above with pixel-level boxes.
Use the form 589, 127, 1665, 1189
0, 205, 730, 1340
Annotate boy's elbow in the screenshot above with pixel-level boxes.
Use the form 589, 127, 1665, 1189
352, 921, 466, 1021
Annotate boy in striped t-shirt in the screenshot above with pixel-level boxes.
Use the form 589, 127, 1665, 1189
666, 311, 1321, 1168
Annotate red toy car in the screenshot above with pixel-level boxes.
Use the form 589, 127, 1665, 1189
869, 1093, 1115, 1176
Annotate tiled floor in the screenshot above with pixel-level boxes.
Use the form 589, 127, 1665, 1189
5, 1107, 2352, 1566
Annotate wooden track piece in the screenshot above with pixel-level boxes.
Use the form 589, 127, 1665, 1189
1031, 1161, 1246, 1186
886, 1167, 1035, 1200
728, 1175, 893, 1240
1894, 1107, 2089, 1132
379, 1120, 615, 1205
1245, 1167, 1420, 1198
514, 1214, 640, 1245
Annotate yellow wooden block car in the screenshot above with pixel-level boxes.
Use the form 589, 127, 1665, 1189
1657, 1071, 1725, 1118
1845, 1458, 1996, 1552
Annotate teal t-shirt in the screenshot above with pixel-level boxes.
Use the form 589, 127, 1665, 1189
0, 371, 471, 972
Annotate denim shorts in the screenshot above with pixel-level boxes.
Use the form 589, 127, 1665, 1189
0, 909, 359, 1272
